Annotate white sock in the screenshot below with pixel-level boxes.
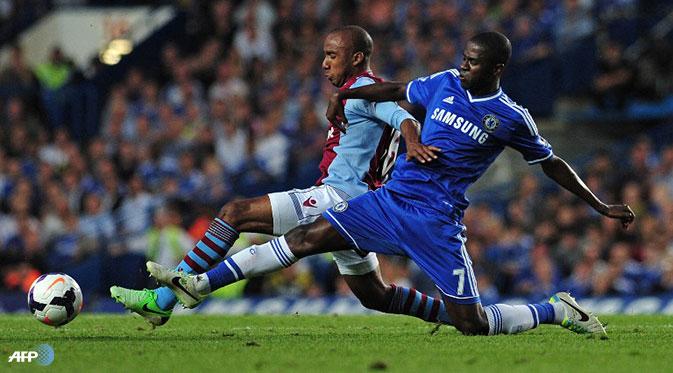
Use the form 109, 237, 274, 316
552, 302, 566, 323
204, 236, 297, 292
484, 304, 537, 335
244, 236, 297, 276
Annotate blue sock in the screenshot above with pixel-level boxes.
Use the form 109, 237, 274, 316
205, 257, 244, 289
154, 218, 239, 311
529, 303, 555, 324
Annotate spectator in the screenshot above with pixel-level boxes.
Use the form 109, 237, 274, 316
78, 191, 115, 250
0, 44, 36, 99
34, 46, 73, 128
592, 41, 634, 110
144, 203, 193, 268
117, 173, 156, 254
252, 107, 289, 182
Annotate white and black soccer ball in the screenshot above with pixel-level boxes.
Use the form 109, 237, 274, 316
28, 273, 83, 327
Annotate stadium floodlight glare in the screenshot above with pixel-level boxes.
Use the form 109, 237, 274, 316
99, 38, 133, 65
99, 49, 121, 65
109, 38, 133, 55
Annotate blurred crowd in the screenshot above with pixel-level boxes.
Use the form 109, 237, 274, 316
2, 0, 673, 303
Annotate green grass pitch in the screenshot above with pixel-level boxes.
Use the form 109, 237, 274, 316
1, 314, 672, 372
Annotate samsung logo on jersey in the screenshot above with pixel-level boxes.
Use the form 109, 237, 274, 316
430, 108, 489, 144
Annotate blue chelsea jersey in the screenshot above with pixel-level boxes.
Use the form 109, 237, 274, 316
384, 68, 553, 218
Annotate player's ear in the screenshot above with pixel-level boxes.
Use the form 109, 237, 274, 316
352, 51, 365, 67
493, 63, 505, 76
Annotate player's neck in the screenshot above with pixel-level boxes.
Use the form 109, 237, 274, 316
348, 67, 371, 80
468, 81, 500, 97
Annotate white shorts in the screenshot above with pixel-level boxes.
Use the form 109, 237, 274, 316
268, 184, 379, 275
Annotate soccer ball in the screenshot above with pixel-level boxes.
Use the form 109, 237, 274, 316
28, 273, 83, 327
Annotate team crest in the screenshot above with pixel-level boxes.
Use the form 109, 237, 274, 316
333, 201, 348, 213
482, 114, 500, 133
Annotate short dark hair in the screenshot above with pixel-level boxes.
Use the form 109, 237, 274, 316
469, 31, 512, 66
330, 25, 373, 60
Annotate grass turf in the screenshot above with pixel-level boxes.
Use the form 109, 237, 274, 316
1, 314, 672, 372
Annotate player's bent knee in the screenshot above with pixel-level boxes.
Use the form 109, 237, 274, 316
218, 200, 245, 226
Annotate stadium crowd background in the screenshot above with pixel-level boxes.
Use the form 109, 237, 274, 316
2, 0, 673, 307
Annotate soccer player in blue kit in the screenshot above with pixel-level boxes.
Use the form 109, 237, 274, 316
112, 26, 450, 327
148, 31, 635, 336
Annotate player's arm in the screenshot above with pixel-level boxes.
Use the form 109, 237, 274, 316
327, 82, 407, 131
539, 155, 635, 228
400, 118, 439, 164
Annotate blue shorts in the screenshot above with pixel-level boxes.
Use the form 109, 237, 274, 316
323, 187, 480, 304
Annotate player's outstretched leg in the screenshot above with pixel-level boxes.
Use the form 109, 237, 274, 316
110, 217, 237, 322
111, 197, 272, 323
150, 219, 345, 308
549, 291, 607, 336
446, 293, 606, 337
152, 217, 240, 308
344, 272, 451, 325
147, 235, 299, 308
110, 287, 172, 326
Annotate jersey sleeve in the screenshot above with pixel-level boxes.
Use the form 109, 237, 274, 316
503, 113, 554, 164
405, 69, 453, 107
368, 101, 413, 130
345, 77, 414, 130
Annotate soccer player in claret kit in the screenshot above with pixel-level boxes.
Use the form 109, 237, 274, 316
147, 31, 636, 337
112, 26, 450, 326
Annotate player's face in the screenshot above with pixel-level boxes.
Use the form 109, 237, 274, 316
459, 41, 496, 92
322, 33, 354, 88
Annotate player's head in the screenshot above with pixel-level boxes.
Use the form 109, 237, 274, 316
322, 25, 373, 87
459, 31, 512, 92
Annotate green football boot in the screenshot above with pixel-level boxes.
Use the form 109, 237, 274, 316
110, 286, 172, 326
549, 292, 607, 337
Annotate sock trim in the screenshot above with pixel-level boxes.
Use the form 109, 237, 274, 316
493, 306, 502, 334
225, 257, 244, 279
278, 236, 296, 261
223, 260, 239, 280
526, 305, 539, 328
214, 217, 236, 231
270, 239, 292, 267
210, 218, 238, 243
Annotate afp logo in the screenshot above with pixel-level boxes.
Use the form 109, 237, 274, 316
8, 344, 54, 366
482, 114, 500, 133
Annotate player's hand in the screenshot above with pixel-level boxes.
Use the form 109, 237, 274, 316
406, 142, 440, 164
600, 204, 635, 229
326, 93, 348, 133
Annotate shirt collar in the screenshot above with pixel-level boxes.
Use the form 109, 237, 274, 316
466, 87, 503, 103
